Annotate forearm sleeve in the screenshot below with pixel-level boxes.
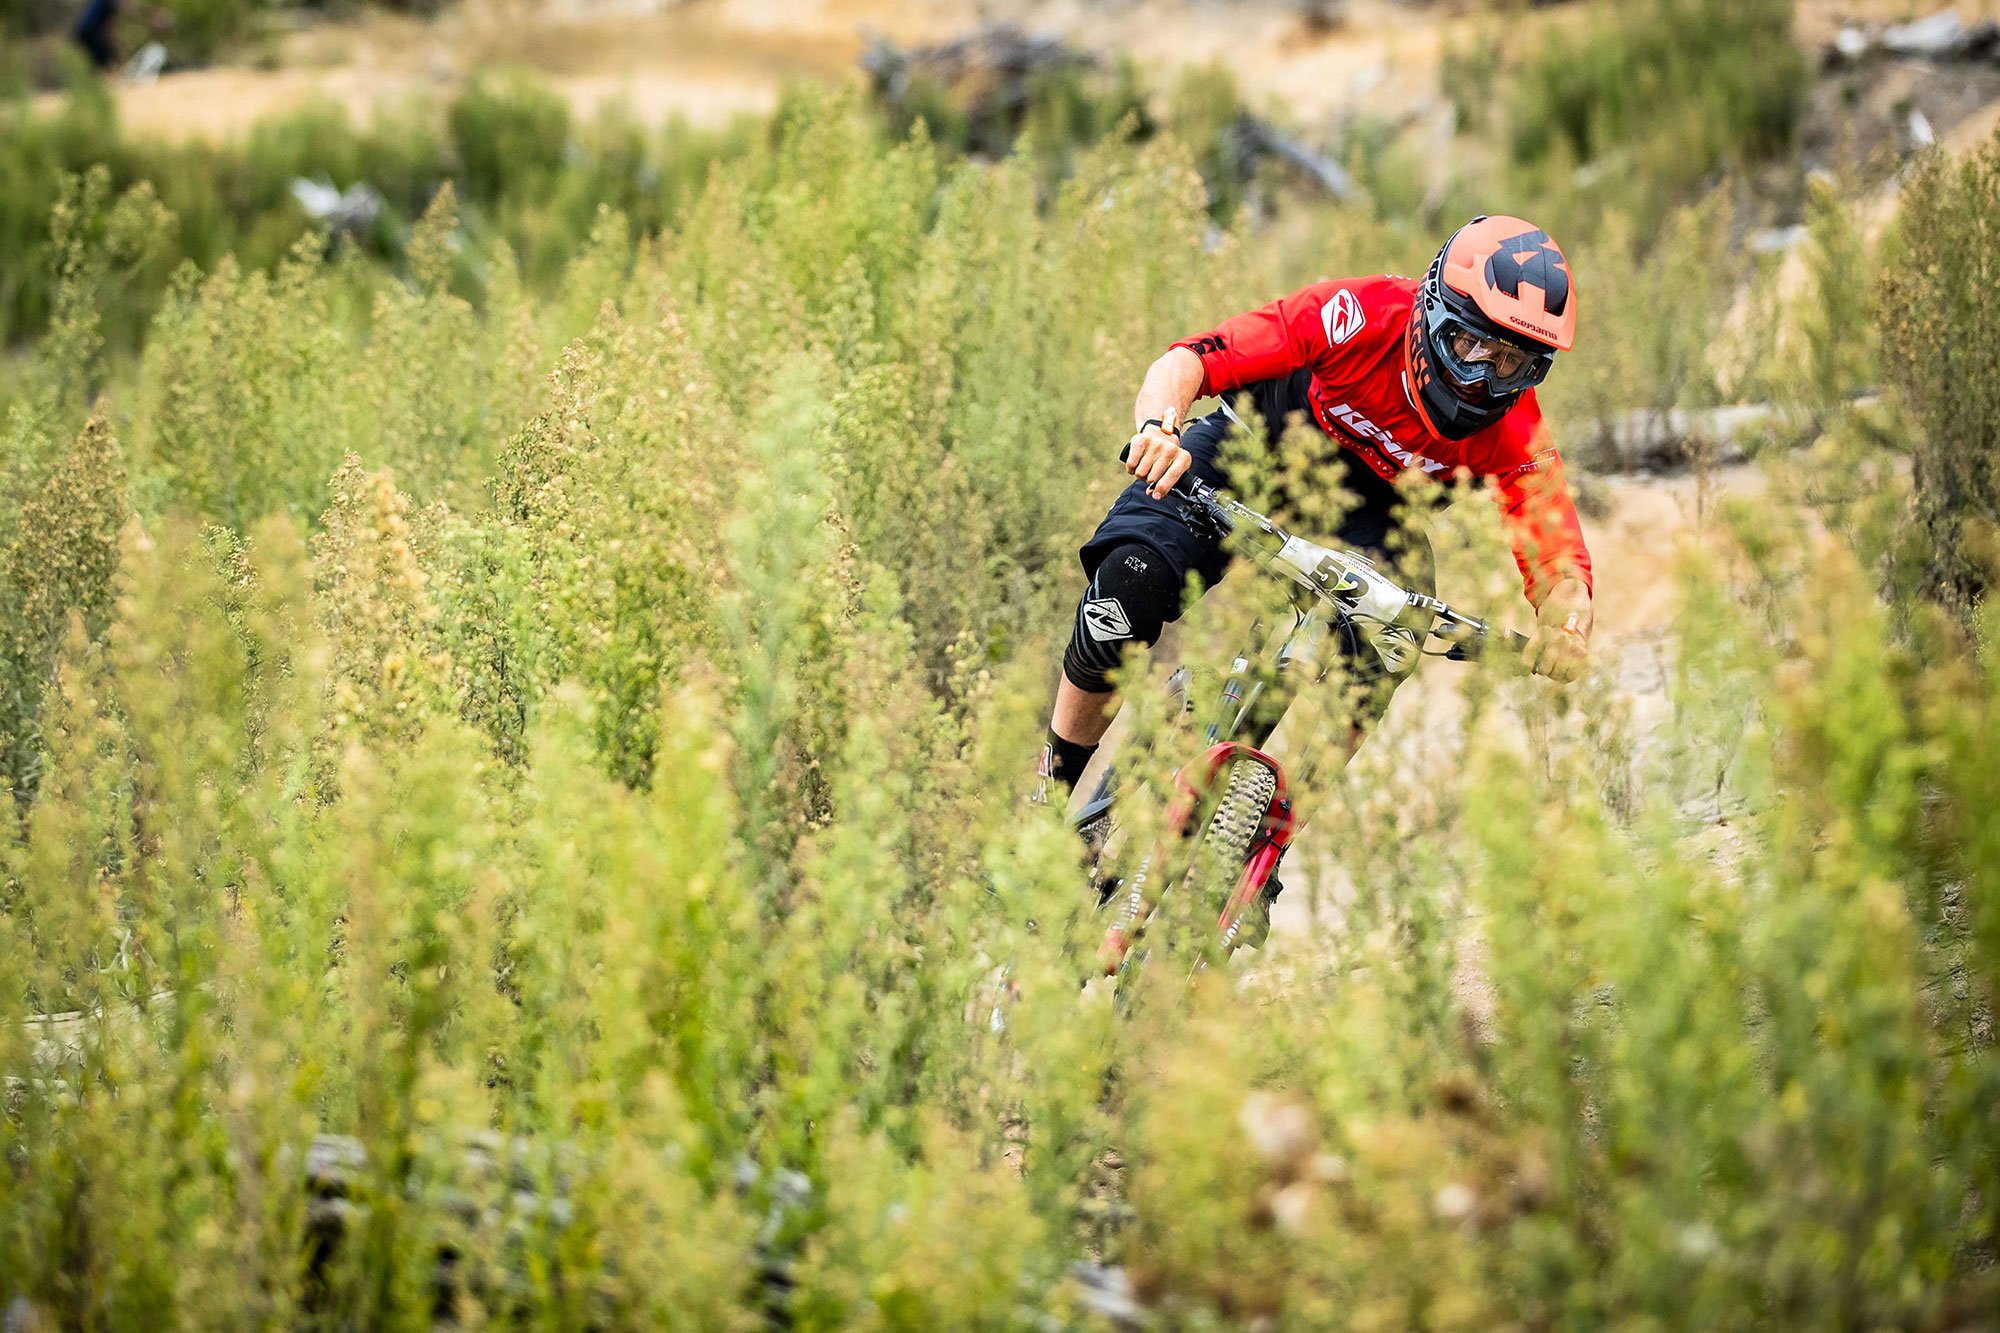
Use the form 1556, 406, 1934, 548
1497, 458, 1593, 606
1170, 285, 1324, 397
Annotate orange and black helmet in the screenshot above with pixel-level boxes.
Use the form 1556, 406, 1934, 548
1405, 215, 1576, 440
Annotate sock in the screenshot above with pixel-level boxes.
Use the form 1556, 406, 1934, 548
1042, 729, 1100, 796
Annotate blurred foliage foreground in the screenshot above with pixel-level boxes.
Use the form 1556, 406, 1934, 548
3, 85, 2000, 1330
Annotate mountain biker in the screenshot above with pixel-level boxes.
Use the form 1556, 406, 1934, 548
1035, 215, 1593, 815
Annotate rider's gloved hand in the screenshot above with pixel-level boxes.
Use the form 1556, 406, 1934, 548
1126, 406, 1192, 499
1524, 577, 1592, 683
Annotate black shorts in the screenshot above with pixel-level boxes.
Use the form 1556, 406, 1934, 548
1079, 369, 1434, 599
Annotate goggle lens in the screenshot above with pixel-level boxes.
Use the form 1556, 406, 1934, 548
1447, 329, 1534, 379
1423, 287, 1555, 394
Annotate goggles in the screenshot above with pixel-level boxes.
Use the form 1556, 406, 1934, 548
1425, 298, 1556, 396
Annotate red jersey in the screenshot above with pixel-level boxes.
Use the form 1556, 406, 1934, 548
1172, 275, 1592, 605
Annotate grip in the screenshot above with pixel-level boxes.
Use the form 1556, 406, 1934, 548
1443, 625, 1530, 663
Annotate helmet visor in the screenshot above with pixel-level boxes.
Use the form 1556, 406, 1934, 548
1425, 300, 1555, 396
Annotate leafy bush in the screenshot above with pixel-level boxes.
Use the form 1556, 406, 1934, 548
4, 69, 2000, 1333
449, 73, 571, 207
1790, 179, 1877, 416
1721, 176, 1879, 438
0, 0, 74, 39
157, 0, 270, 64
1506, 0, 1808, 227
0, 413, 129, 800
1536, 192, 1739, 466
1880, 131, 2000, 626
0, 78, 757, 348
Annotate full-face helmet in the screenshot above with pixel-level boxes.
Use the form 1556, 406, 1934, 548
1405, 215, 1576, 440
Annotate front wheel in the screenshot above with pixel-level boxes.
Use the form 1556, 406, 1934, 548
1097, 757, 1280, 976
1187, 759, 1279, 953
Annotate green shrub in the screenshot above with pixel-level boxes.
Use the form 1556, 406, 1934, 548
1, 0, 71, 39
0, 78, 759, 349
7, 74, 2000, 1332
0, 412, 129, 800
158, 0, 268, 64
448, 73, 571, 207
1537, 192, 1738, 466
1440, 27, 1503, 135
1790, 178, 1876, 417
1880, 131, 2000, 626
1506, 0, 1808, 227
132, 245, 351, 526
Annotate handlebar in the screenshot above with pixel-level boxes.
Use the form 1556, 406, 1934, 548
1436, 612, 1531, 663
1117, 439, 1530, 664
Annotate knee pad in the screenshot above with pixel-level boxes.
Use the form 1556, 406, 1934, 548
1061, 543, 1184, 694
1326, 619, 1423, 732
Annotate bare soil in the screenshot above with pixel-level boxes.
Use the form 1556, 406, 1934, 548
54, 0, 2000, 228
62, 0, 1493, 141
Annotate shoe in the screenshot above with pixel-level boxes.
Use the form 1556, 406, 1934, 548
1074, 802, 1119, 906
1075, 805, 1113, 859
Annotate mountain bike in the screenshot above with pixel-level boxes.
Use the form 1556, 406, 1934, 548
1079, 459, 1527, 979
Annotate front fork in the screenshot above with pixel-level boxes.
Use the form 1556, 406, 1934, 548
1094, 741, 1298, 974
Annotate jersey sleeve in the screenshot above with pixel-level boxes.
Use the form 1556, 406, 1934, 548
1475, 392, 1593, 605
1171, 281, 1345, 397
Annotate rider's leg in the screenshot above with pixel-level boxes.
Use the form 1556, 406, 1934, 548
1041, 382, 1307, 802
1043, 678, 1111, 799
1038, 540, 1189, 802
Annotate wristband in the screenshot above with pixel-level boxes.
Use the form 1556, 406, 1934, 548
1140, 416, 1181, 437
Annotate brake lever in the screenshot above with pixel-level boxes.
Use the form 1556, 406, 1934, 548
1178, 491, 1232, 540
1420, 598, 1527, 662
1116, 439, 1232, 537
1438, 625, 1531, 662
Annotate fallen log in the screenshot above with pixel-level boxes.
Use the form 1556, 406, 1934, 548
1598, 403, 1769, 471
1230, 112, 1356, 201
1590, 396, 1882, 473
1825, 9, 2000, 68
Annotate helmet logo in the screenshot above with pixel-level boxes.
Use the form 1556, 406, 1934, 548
1484, 229, 1570, 317
1321, 288, 1365, 346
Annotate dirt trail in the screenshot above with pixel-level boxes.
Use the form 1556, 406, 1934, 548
79, 0, 1477, 141
77, 0, 2000, 146
91, 1, 877, 135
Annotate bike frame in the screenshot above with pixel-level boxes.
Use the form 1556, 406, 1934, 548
1080, 467, 1524, 974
